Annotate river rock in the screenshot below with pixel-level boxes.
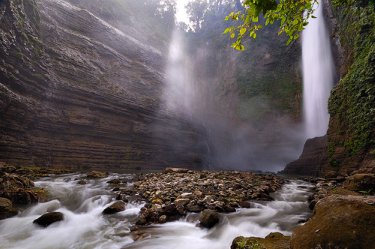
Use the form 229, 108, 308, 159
102, 201, 126, 214
231, 232, 290, 249
33, 212, 64, 227
0, 197, 17, 220
199, 209, 220, 229
107, 179, 121, 185
175, 198, 190, 207
0, 172, 48, 205
291, 195, 375, 249
230, 232, 290, 249
131, 170, 283, 225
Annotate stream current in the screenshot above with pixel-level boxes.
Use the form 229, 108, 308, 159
0, 174, 313, 249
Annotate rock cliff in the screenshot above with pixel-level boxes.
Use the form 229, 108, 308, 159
282, 136, 328, 176
325, 0, 375, 176
284, 0, 375, 177
0, 0, 206, 170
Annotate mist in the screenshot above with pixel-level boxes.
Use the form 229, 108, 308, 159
160, 1, 306, 172
53, 0, 306, 172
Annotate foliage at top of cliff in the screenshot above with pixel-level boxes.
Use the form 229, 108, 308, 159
224, 0, 318, 50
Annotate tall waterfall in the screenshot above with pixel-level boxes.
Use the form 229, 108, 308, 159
163, 30, 197, 118
302, 0, 335, 138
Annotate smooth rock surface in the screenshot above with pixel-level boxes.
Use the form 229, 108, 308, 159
33, 212, 64, 228
102, 201, 126, 215
199, 209, 220, 229
291, 195, 375, 249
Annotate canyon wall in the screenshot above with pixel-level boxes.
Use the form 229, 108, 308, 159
0, 0, 206, 171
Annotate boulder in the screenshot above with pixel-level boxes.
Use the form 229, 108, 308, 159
102, 201, 126, 214
231, 232, 291, 249
291, 195, 375, 249
199, 209, 219, 229
0, 197, 17, 220
343, 173, 375, 194
33, 212, 64, 227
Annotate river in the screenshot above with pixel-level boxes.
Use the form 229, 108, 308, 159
0, 174, 313, 249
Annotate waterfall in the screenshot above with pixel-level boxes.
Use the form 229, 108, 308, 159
302, 0, 335, 139
163, 30, 197, 118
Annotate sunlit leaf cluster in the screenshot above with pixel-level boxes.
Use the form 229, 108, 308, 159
224, 0, 318, 50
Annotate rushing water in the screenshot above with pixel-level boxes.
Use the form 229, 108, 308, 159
302, 0, 335, 139
0, 174, 313, 249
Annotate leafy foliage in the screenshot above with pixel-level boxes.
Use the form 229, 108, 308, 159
224, 0, 318, 50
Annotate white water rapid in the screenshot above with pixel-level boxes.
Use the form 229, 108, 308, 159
0, 174, 313, 249
302, 0, 335, 138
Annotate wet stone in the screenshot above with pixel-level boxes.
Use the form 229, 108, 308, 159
131, 170, 284, 225
102, 201, 126, 215
199, 209, 220, 229
33, 212, 64, 228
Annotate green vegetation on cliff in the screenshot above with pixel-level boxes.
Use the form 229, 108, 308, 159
327, 0, 375, 174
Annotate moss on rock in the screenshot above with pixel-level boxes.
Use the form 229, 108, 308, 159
231, 232, 291, 249
326, 1, 375, 175
290, 194, 375, 249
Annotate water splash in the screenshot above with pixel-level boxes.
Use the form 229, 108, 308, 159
302, 0, 335, 138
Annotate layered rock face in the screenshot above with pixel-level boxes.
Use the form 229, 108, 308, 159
0, 0, 205, 170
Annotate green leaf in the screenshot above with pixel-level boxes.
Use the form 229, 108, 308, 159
223, 27, 231, 34
240, 27, 247, 35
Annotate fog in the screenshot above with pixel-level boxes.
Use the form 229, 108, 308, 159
163, 27, 306, 172
59, 0, 306, 172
